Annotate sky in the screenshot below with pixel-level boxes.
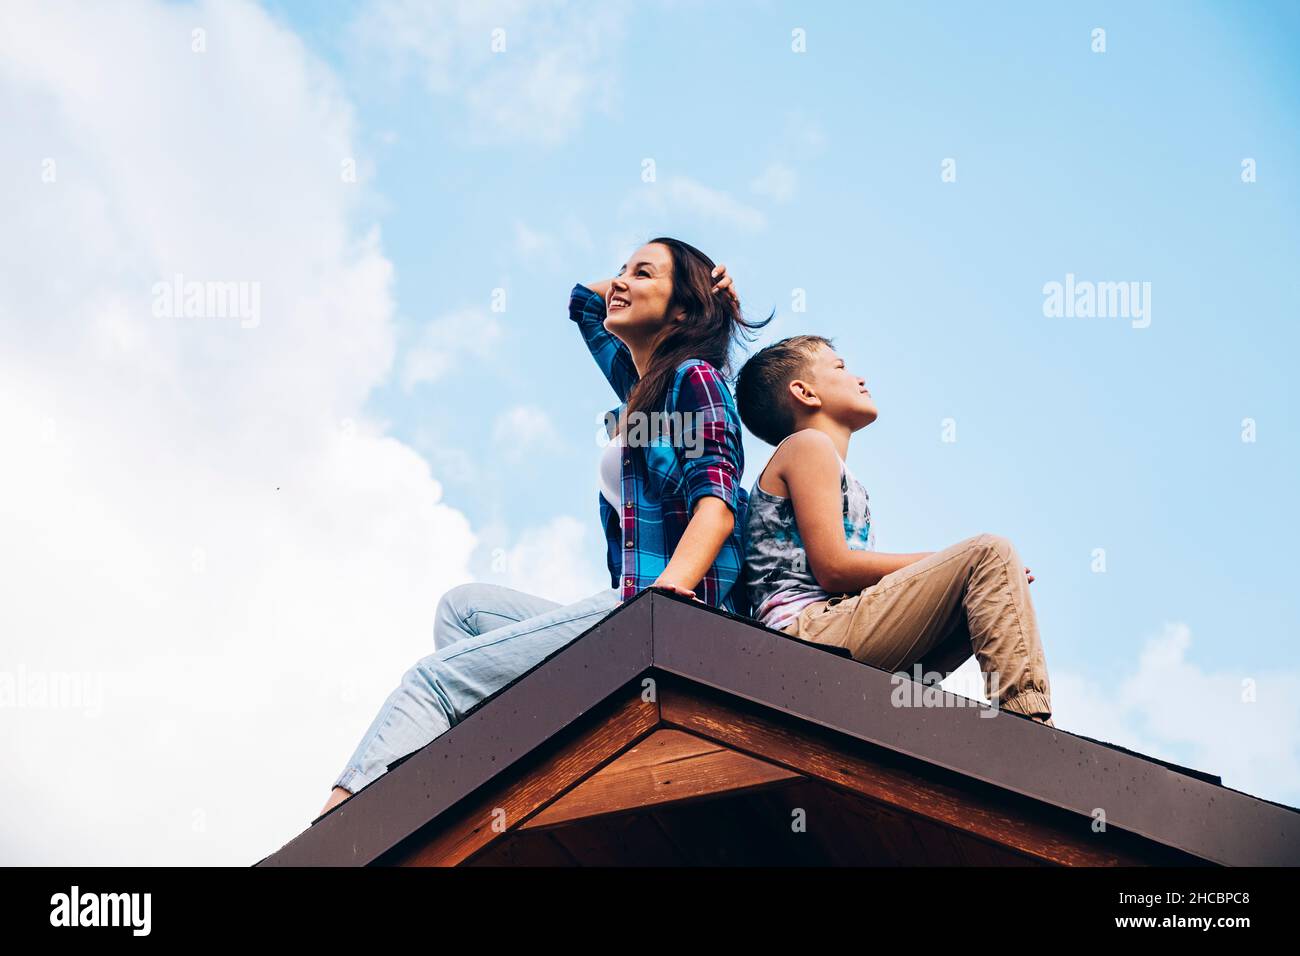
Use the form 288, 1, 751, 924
0, 0, 1297, 865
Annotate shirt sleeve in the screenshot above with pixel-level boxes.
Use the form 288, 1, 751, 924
569, 283, 639, 402
671, 361, 745, 516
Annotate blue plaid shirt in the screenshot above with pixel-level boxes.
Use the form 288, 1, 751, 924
569, 283, 750, 615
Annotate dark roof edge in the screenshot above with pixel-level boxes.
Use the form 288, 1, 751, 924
648, 591, 1300, 867
255, 591, 657, 866
258, 588, 1299, 867
658, 593, 1245, 788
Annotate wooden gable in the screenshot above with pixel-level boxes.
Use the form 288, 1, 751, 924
258, 591, 1300, 867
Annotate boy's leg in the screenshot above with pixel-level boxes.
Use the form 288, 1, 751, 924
787, 534, 1053, 722
433, 583, 564, 652
333, 586, 622, 795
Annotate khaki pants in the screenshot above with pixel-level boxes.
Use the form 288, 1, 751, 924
783, 534, 1054, 725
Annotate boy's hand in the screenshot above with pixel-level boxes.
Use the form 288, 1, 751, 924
1025, 567, 1035, 584
710, 264, 739, 306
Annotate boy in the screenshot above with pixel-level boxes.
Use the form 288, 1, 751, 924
735, 335, 1054, 726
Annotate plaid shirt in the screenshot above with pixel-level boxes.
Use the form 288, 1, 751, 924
569, 283, 750, 615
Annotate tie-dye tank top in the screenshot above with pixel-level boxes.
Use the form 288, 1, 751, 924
743, 437, 875, 632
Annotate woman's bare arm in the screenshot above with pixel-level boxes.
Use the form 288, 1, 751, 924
651, 496, 735, 598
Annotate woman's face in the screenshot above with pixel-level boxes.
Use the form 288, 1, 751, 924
603, 243, 679, 343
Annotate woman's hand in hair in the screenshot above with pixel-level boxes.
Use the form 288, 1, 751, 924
710, 264, 739, 306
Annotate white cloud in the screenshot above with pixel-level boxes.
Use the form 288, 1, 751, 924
491, 515, 610, 605
412, 424, 482, 485
744, 114, 824, 209
353, 0, 624, 146
751, 162, 798, 203
514, 221, 555, 262
400, 308, 503, 391
492, 404, 561, 460
606, 231, 649, 275
0, 0, 479, 864
621, 175, 767, 233
514, 216, 594, 270
942, 622, 1300, 807
783, 112, 827, 156
1058, 623, 1300, 804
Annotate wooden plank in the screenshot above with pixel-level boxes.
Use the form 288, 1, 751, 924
774, 779, 1041, 865
746, 780, 898, 866
900, 815, 962, 865
646, 784, 816, 865
522, 728, 802, 829
478, 776, 1046, 866
388, 689, 659, 866
466, 831, 577, 867
542, 811, 688, 866
814, 782, 1042, 865
659, 682, 1166, 866
797, 783, 931, 864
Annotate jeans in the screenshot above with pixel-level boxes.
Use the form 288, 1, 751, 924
333, 583, 623, 794
783, 534, 1054, 724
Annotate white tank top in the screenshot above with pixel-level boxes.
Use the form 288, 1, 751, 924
599, 435, 623, 510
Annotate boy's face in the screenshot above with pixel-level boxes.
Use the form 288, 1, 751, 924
799, 344, 878, 429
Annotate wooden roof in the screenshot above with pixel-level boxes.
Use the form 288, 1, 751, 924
257, 590, 1300, 866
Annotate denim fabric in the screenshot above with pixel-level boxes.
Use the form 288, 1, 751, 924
334, 583, 622, 794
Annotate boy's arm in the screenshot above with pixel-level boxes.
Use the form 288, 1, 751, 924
781, 430, 931, 593
570, 281, 638, 401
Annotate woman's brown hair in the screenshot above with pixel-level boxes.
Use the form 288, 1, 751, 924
622, 237, 773, 423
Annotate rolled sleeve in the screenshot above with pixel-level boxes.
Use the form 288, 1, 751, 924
672, 362, 744, 515
569, 283, 638, 401
568, 282, 603, 322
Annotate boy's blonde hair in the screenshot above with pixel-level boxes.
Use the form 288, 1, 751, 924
735, 334, 834, 446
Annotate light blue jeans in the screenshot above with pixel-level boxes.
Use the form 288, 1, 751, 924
333, 583, 623, 794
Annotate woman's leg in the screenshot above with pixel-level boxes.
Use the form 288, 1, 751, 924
320, 586, 621, 818
318, 583, 567, 819
787, 534, 1054, 724
433, 583, 563, 652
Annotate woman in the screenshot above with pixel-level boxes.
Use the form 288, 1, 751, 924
317, 237, 769, 819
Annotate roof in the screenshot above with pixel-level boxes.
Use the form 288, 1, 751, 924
257, 589, 1300, 866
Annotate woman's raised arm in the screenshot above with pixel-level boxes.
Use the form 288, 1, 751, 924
569, 280, 638, 401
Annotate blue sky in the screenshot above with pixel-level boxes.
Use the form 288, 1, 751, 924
2, 0, 1296, 864
263, 0, 1300, 797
